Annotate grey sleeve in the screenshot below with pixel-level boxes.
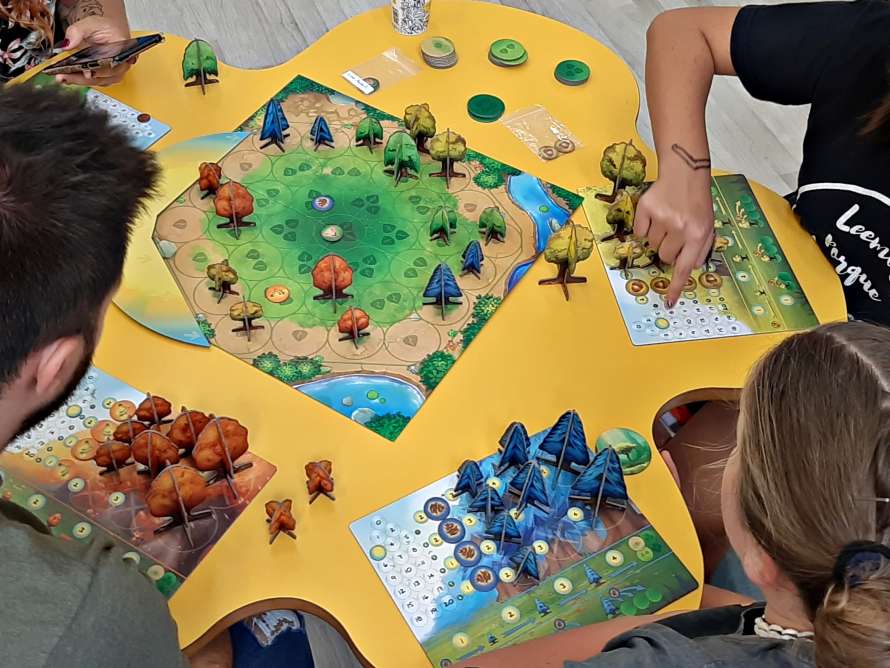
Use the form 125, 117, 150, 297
565, 625, 713, 668
47, 537, 189, 668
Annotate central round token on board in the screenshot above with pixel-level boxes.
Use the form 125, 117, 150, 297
321, 224, 343, 242
554, 59, 590, 86
312, 195, 335, 212
264, 284, 290, 303
467, 94, 506, 123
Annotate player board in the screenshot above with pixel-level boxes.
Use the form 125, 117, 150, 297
151, 76, 583, 441
0, 367, 275, 598
581, 175, 818, 345
86, 89, 171, 150
351, 411, 697, 666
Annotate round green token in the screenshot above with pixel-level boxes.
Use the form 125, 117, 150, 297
421, 36, 455, 58
489, 39, 526, 63
554, 59, 590, 85
467, 94, 506, 122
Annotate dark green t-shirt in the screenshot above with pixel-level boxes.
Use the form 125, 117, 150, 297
0, 501, 188, 668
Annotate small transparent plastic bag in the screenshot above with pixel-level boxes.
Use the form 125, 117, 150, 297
501, 105, 583, 161
341, 49, 421, 95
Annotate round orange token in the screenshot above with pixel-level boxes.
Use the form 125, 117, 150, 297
650, 277, 670, 294
683, 276, 697, 292
72, 437, 99, 461
264, 285, 290, 304
625, 279, 649, 297
109, 400, 136, 422
90, 420, 116, 443
699, 272, 723, 289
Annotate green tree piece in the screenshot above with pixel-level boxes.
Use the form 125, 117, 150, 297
429, 206, 458, 243
355, 116, 384, 152
478, 207, 507, 244
365, 412, 411, 440
182, 39, 220, 92
428, 130, 467, 181
404, 103, 437, 153
417, 350, 456, 391
383, 131, 421, 185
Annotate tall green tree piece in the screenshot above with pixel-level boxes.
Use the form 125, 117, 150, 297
182, 38, 220, 95
383, 131, 421, 185
355, 116, 384, 152
404, 103, 437, 153
429, 206, 458, 244
478, 206, 507, 244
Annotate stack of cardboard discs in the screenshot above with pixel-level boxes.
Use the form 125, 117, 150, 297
554, 59, 590, 86
421, 36, 458, 69
488, 39, 527, 68
467, 94, 506, 123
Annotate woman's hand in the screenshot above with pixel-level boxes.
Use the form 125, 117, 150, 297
633, 168, 715, 306
55, 15, 132, 86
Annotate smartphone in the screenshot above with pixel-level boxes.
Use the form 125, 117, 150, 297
43, 33, 164, 75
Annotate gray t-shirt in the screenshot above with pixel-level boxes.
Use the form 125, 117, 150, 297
0, 501, 188, 668
567, 604, 815, 668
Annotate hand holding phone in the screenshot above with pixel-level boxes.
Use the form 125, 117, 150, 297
43, 33, 164, 85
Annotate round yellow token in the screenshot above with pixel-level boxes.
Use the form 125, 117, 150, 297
429, 534, 444, 547
500, 605, 521, 623
460, 581, 474, 594
463, 515, 477, 527
369, 545, 387, 561
452, 633, 470, 649
533, 540, 549, 555
444, 556, 460, 570
65, 405, 82, 418
498, 567, 516, 583
566, 507, 584, 522
606, 549, 625, 566
508, 508, 525, 521
72, 437, 98, 462
628, 536, 646, 551
146, 564, 165, 581
480, 540, 497, 555
553, 577, 574, 595
413, 511, 428, 524
486, 477, 502, 490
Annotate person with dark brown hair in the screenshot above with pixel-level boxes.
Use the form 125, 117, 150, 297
635, 1, 890, 326
1, 0, 133, 85
456, 321, 890, 667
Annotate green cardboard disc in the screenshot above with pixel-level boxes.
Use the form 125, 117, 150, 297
467, 94, 506, 122
421, 36, 455, 58
554, 59, 590, 85
489, 51, 528, 68
489, 39, 527, 63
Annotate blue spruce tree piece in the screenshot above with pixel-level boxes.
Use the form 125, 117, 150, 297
467, 487, 506, 524
423, 262, 463, 320
507, 462, 550, 513
259, 99, 290, 151
453, 459, 484, 498
310, 115, 334, 150
496, 421, 530, 475
534, 598, 551, 615
484, 511, 522, 547
511, 546, 541, 581
569, 447, 628, 512
536, 410, 592, 489
460, 240, 484, 278
488, 633, 498, 646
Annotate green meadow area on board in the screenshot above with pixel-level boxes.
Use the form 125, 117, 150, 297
153, 76, 584, 441
351, 409, 695, 666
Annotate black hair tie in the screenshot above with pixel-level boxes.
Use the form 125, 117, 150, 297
833, 541, 890, 587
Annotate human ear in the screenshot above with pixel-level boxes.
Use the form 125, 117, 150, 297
34, 337, 83, 396
742, 541, 782, 590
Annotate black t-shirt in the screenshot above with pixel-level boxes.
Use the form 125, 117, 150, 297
731, 0, 890, 325
0, 0, 57, 82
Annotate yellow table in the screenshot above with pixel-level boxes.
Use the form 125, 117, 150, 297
29, 2, 845, 665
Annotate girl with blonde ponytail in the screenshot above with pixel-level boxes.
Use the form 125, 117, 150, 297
456, 321, 890, 667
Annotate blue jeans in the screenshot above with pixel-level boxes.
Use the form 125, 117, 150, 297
231, 611, 315, 668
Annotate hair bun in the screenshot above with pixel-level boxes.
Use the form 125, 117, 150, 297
833, 541, 890, 587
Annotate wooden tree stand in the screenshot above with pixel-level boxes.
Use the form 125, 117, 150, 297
211, 280, 238, 303
356, 137, 382, 152
231, 315, 265, 340
216, 215, 255, 240
539, 263, 587, 301
185, 71, 219, 90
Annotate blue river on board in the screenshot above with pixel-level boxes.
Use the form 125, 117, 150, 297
296, 173, 572, 425
505, 173, 573, 293
297, 374, 425, 423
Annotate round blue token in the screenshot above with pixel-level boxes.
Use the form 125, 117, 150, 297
454, 541, 481, 567
438, 518, 466, 544
424, 497, 451, 521
469, 566, 498, 592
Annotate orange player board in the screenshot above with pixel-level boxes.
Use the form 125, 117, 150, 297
0, 368, 275, 597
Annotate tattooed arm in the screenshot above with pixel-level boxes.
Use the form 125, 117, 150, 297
54, 0, 131, 86
633, 8, 738, 306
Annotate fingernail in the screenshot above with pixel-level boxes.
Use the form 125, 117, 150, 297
58, 39, 70, 48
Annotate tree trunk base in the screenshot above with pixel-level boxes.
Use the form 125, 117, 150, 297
539, 263, 587, 301
357, 138, 382, 152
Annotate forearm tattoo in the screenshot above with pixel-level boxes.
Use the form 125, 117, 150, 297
63, 0, 105, 23
671, 143, 711, 171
